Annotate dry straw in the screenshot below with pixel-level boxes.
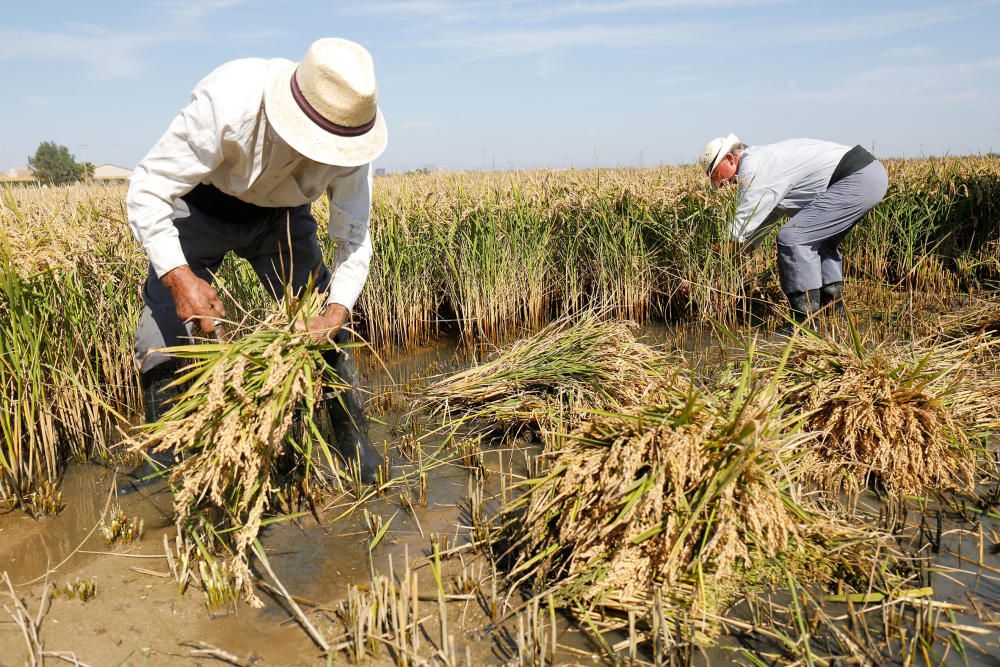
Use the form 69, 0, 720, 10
937, 293, 1000, 339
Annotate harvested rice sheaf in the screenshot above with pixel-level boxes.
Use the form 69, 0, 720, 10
937, 293, 1000, 338
489, 374, 879, 645
423, 314, 670, 434
766, 329, 999, 497
131, 304, 349, 606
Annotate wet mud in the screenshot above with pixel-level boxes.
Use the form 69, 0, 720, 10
1, 324, 998, 665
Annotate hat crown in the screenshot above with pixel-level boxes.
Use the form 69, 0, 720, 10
698, 133, 740, 176
296, 38, 378, 128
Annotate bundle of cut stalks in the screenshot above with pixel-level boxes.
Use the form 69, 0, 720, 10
937, 293, 1000, 338
488, 369, 880, 646
762, 325, 999, 497
131, 299, 348, 606
423, 314, 670, 435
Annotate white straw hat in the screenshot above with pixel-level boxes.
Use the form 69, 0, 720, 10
264, 38, 388, 167
698, 133, 740, 178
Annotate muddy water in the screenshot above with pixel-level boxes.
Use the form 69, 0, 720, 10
1, 325, 998, 665
0, 335, 538, 665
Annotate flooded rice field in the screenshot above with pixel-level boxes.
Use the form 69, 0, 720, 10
1, 321, 999, 666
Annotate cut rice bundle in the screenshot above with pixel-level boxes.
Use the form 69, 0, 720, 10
764, 328, 999, 497
131, 302, 349, 606
488, 371, 878, 645
937, 293, 1000, 338
423, 313, 672, 435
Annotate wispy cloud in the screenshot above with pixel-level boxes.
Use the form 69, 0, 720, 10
654, 65, 716, 86
351, 0, 786, 20
884, 46, 936, 59
350, 0, 996, 60
848, 56, 1000, 99
499, 0, 790, 22
788, 3, 994, 43
739, 55, 1000, 106
160, 0, 255, 25
0, 25, 170, 80
428, 24, 713, 58
0, 4, 280, 82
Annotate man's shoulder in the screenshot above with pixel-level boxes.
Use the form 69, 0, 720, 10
194, 58, 292, 91
190, 58, 293, 116
739, 145, 770, 173
180, 58, 294, 134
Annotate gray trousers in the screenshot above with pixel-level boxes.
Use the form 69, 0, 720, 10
775, 161, 889, 294
134, 202, 330, 373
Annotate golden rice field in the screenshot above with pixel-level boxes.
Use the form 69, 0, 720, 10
0, 158, 999, 664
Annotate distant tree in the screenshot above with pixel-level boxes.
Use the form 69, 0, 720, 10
81, 162, 95, 182
27, 141, 83, 185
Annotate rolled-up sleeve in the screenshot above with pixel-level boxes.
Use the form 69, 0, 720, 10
325, 163, 374, 311
126, 88, 224, 277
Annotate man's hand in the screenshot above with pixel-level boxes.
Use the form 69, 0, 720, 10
162, 265, 226, 336
295, 303, 350, 344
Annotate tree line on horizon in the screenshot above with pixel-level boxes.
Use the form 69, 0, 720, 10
26, 141, 95, 186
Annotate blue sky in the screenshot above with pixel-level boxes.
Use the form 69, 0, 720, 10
2, 0, 999, 172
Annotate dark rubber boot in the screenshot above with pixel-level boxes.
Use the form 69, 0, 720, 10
323, 333, 383, 485
820, 281, 845, 316
118, 361, 184, 495
776, 289, 821, 336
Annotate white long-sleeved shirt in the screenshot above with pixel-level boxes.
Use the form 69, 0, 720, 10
730, 138, 851, 244
126, 58, 374, 311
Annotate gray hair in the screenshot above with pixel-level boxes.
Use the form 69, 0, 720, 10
727, 142, 748, 156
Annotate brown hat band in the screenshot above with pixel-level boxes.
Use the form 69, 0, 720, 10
290, 70, 376, 137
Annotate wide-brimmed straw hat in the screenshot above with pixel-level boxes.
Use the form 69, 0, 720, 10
264, 38, 388, 167
697, 133, 740, 179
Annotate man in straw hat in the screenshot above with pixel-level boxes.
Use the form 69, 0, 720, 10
698, 135, 888, 334
125, 38, 387, 489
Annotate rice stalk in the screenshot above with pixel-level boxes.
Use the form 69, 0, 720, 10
486, 361, 886, 647
936, 293, 1000, 338
130, 295, 350, 607
422, 313, 671, 436
759, 321, 1000, 497
2, 155, 999, 511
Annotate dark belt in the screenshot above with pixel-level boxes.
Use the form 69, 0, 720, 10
828, 145, 876, 188
181, 183, 275, 223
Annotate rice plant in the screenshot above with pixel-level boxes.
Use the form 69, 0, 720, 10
422, 313, 672, 436
757, 320, 1000, 497
483, 357, 892, 649
2, 156, 999, 512
129, 293, 351, 607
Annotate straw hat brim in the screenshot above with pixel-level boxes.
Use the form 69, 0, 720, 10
263, 61, 388, 167
707, 134, 740, 178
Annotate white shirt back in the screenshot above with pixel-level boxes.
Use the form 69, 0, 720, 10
731, 138, 851, 243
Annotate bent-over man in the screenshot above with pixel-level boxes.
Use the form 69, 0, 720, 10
698, 135, 888, 332
126, 38, 387, 488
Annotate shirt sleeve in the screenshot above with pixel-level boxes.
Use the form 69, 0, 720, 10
126, 87, 226, 277
730, 180, 791, 244
325, 163, 374, 311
